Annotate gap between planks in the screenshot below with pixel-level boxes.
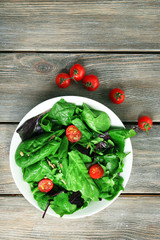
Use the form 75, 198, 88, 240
1, 51, 160, 54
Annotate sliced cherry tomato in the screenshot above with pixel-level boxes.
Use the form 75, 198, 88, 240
109, 88, 125, 104
82, 75, 99, 91
138, 116, 153, 133
66, 125, 81, 142
70, 63, 85, 81
56, 73, 71, 88
38, 179, 53, 193
89, 164, 104, 179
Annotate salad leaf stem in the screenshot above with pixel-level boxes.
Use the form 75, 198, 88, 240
42, 190, 65, 219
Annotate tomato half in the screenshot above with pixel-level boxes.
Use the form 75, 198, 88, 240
82, 75, 99, 91
56, 73, 71, 88
38, 179, 54, 193
138, 116, 153, 133
66, 125, 81, 142
69, 63, 85, 81
89, 164, 104, 179
109, 88, 125, 104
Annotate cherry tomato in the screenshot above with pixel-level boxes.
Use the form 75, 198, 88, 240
138, 116, 153, 133
70, 63, 85, 81
109, 88, 125, 104
89, 164, 104, 179
56, 73, 71, 88
38, 179, 54, 193
66, 125, 81, 142
83, 75, 99, 91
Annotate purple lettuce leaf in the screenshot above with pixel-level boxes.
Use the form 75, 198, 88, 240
16, 113, 45, 141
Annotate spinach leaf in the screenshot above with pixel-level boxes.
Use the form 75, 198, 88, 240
40, 113, 53, 132
50, 192, 77, 217
47, 99, 76, 126
109, 128, 136, 139
81, 103, 111, 133
66, 150, 99, 201
40, 114, 64, 132
71, 118, 92, 142
108, 128, 136, 152
15, 132, 54, 155
23, 160, 53, 182
15, 130, 64, 166
58, 136, 69, 160
60, 157, 69, 182
16, 139, 61, 168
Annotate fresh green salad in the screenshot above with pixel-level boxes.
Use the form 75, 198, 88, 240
15, 99, 136, 217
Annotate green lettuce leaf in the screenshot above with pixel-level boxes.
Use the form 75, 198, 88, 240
50, 192, 77, 217
78, 152, 92, 163
99, 176, 124, 200
30, 185, 51, 211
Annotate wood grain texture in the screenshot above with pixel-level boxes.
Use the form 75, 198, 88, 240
0, 53, 160, 122
0, 124, 159, 194
0, 196, 159, 240
0, 1, 160, 51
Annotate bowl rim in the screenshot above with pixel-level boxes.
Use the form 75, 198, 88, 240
10, 96, 133, 218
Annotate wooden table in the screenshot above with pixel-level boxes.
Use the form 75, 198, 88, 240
0, 1, 160, 239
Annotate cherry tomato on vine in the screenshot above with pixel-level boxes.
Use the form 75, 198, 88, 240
89, 164, 104, 179
138, 116, 153, 133
38, 179, 54, 193
56, 73, 71, 88
66, 125, 81, 142
82, 75, 99, 91
70, 63, 85, 81
109, 88, 125, 104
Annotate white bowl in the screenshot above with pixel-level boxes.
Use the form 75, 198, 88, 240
10, 96, 133, 218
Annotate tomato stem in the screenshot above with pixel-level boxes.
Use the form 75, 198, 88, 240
59, 77, 70, 84
72, 78, 78, 84
84, 81, 94, 88
115, 92, 124, 101
143, 122, 152, 133
73, 69, 79, 77
71, 69, 79, 83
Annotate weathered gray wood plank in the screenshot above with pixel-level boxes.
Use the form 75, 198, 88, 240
0, 196, 159, 240
0, 124, 159, 194
0, 53, 160, 122
0, 1, 160, 51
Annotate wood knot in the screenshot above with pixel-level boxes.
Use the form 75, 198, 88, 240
34, 62, 53, 74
